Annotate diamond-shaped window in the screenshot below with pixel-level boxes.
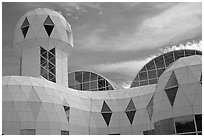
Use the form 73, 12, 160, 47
101, 101, 112, 126
165, 86, 178, 106
43, 15, 54, 37
125, 99, 136, 125
21, 17, 30, 38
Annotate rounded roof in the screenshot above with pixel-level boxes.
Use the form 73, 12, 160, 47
68, 70, 123, 91
14, 8, 73, 50
130, 49, 202, 88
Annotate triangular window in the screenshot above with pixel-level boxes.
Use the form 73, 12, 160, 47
165, 86, 178, 106
101, 113, 112, 126
101, 101, 111, 113
165, 71, 178, 89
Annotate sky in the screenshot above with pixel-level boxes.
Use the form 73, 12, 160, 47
2, 2, 202, 88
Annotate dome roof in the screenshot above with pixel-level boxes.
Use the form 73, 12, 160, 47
130, 49, 202, 88
14, 8, 73, 50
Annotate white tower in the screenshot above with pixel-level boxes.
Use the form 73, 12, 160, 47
13, 8, 73, 87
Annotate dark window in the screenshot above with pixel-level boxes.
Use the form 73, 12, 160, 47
91, 73, 97, 81
109, 133, 120, 135
126, 110, 136, 125
196, 51, 202, 55
126, 99, 136, 111
155, 56, 165, 69
20, 129, 35, 135
140, 66, 147, 72
174, 50, 184, 60
164, 52, 174, 67
101, 101, 112, 126
61, 130, 69, 135
83, 71, 90, 82
101, 101, 111, 113
157, 68, 165, 77
198, 132, 202, 135
185, 50, 196, 56
165, 86, 178, 106
154, 121, 161, 135
131, 81, 139, 87
160, 118, 175, 134
139, 71, 148, 81
90, 81, 97, 90
101, 113, 112, 126
146, 60, 156, 70
82, 82, 90, 91
174, 115, 196, 134
149, 79, 157, 84
21, 17, 30, 38
75, 71, 82, 83
143, 130, 155, 135
148, 70, 157, 79
195, 114, 202, 131
140, 80, 148, 86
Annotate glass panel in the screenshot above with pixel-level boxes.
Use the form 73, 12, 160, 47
50, 67, 55, 75
174, 50, 184, 60
155, 56, 165, 69
126, 99, 136, 111
134, 75, 139, 81
198, 132, 202, 135
61, 130, 69, 135
139, 71, 148, 81
101, 113, 112, 126
41, 67, 48, 79
185, 50, 195, 56
165, 86, 178, 106
49, 57, 55, 65
157, 68, 165, 77
164, 52, 174, 67
82, 82, 90, 91
75, 84, 82, 90
48, 52, 54, 60
44, 15, 54, 25
48, 62, 55, 70
68, 85, 75, 89
146, 60, 156, 70
20, 129, 35, 135
44, 25, 54, 36
49, 48, 55, 55
98, 79, 106, 89
83, 71, 90, 83
154, 121, 161, 135
196, 51, 202, 55
131, 81, 139, 87
91, 73, 98, 81
126, 110, 136, 125
68, 73, 75, 86
165, 71, 178, 89
140, 80, 148, 86
140, 66, 147, 72
195, 114, 202, 131
143, 130, 155, 135
50, 77, 56, 82
149, 78, 157, 84
101, 101, 111, 112
148, 70, 157, 79
41, 47, 47, 55
21, 17, 30, 28
40, 56, 47, 65
49, 72, 55, 80
75, 71, 82, 83
90, 81, 97, 90
41, 51, 47, 59
160, 118, 175, 134
174, 115, 196, 134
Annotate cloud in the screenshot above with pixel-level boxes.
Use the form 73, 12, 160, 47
160, 40, 202, 53
75, 3, 201, 52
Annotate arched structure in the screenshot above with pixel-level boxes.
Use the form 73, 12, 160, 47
130, 49, 202, 88
68, 70, 123, 91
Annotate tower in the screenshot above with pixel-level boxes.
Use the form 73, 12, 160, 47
13, 8, 73, 87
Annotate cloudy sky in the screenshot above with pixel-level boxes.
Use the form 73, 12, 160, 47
2, 2, 202, 88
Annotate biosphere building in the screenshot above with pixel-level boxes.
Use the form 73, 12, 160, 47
2, 8, 202, 135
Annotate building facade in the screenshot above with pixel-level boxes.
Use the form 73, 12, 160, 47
2, 8, 202, 135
